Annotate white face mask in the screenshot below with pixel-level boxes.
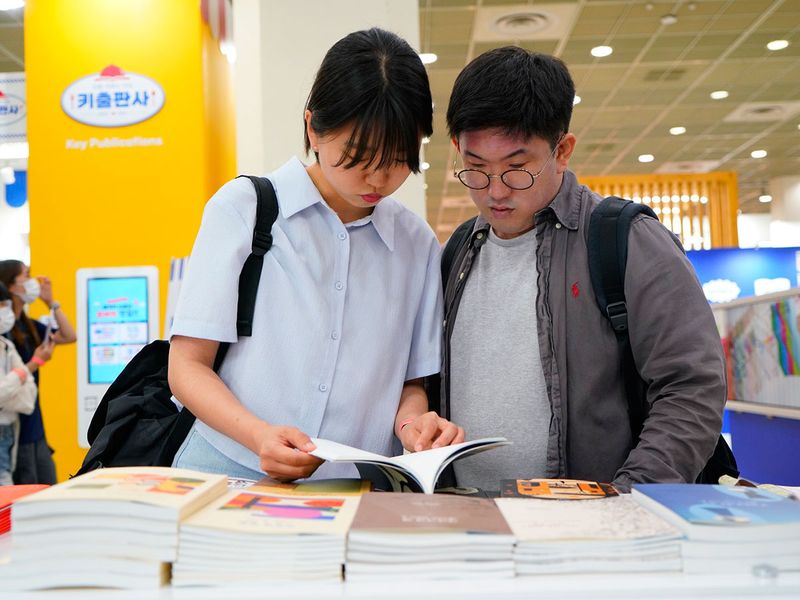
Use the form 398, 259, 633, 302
0, 306, 15, 336
19, 278, 40, 304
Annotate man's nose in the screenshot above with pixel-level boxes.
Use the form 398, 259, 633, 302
487, 175, 511, 201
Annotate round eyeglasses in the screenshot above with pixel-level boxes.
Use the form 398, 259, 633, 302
454, 137, 563, 191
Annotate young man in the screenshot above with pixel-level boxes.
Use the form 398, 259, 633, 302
438, 47, 726, 491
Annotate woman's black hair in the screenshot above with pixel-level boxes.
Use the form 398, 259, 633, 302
447, 47, 575, 149
303, 28, 433, 173
0, 259, 40, 347
0, 281, 10, 302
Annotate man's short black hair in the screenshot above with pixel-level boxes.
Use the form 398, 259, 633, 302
447, 47, 575, 148
304, 28, 433, 173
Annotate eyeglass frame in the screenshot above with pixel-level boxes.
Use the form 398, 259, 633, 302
453, 135, 564, 191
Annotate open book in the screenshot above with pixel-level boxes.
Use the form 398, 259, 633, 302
310, 437, 509, 494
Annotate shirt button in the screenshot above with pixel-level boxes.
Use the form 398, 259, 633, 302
331, 331, 339, 340
319, 383, 328, 392
335, 281, 344, 291
555, 223, 562, 229
338, 232, 347, 240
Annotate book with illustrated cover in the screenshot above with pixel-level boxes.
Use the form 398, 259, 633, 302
345, 492, 515, 581
501, 479, 618, 499
310, 437, 509, 494
173, 481, 366, 585
5, 467, 227, 591
495, 495, 681, 575
632, 484, 800, 542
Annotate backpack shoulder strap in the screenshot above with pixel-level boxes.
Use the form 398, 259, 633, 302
234, 175, 279, 338
441, 216, 478, 286
587, 196, 657, 337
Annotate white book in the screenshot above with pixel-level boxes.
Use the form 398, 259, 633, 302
310, 437, 509, 494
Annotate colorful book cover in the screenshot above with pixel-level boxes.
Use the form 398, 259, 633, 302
633, 484, 800, 526
501, 479, 618, 499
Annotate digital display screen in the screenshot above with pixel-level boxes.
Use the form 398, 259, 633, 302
87, 277, 150, 384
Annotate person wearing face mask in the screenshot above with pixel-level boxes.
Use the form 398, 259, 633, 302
0, 260, 76, 484
0, 283, 41, 485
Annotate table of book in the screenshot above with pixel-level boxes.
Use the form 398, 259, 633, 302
3, 468, 799, 599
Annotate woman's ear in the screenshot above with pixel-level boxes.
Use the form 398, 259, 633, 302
304, 110, 319, 152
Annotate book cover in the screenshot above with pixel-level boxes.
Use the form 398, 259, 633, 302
350, 491, 513, 536
632, 484, 800, 542
248, 477, 372, 496
501, 479, 618, 499
310, 437, 509, 494
181, 486, 362, 536
12, 467, 228, 522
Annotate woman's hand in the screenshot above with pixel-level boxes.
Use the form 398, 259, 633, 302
399, 411, 465, 453
253, 422, 323, 481
33, 339, 56, 363
37, 276, 53, 306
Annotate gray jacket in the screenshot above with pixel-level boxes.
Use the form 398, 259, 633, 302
439, 170, 726, 489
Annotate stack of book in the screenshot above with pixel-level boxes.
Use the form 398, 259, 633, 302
0, 484, 48, 534
346, 492, 515, 581
495, 494, 682, 575
172, 478, 369, 586
632, 483, 800, 574
5, 467, 227, 591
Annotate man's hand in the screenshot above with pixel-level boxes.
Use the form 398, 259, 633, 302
253, 423, 323, 481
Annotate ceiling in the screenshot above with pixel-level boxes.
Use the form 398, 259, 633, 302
419, 0, 800, 240
3, 3, 799, 240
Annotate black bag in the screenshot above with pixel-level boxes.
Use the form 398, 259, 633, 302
76, 175, 279, 476
587, 196, 738, 484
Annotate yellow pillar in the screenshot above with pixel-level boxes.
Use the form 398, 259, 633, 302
25, 0, 236, 480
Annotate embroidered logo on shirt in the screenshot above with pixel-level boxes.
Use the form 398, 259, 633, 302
571, 282, 580, 298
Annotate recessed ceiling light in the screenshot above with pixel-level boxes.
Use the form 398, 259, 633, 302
766, 40, 789, 51
419, 53, 438, 65
759, 194, 772, 203
660, 13, 678, 26
638, 154, 655, 163
420, 161, 431, 171
669, 126, 686, 135
573, 95, 582, 105
750, 149, 767, 159
710, 90, 729, 100
591, 45, 613, 58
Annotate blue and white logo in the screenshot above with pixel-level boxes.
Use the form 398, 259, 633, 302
0, 90, 25, 127
61, 65, 165, 128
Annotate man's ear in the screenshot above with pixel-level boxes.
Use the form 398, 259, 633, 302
451, 136, 460, 153
555, 133, 577, 174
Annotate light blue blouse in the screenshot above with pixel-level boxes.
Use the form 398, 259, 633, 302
171, 158, 443, 478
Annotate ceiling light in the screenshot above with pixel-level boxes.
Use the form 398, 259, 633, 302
750, 149, 767, 159
759, 194, 772, 203
710, 90, 729, 100
420, 161, 430, 171
660, 13, 678, 26
573, 95, 582, 105
0, 142, 28, 159
638, 154, 655, 163
0, 1, 24, 10
590, 46, 613, 58
419, 53, 438, 65
766, 40, 789, 51
669, 126, 686, 135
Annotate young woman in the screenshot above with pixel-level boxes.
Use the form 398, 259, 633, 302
0, 283, 41, 486
169, 28, 464, 481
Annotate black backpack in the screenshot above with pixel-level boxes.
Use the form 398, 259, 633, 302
440, 197, 738, 484
76, 175, 278, 476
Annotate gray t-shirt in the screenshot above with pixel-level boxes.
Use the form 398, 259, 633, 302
450, 227, 551, 491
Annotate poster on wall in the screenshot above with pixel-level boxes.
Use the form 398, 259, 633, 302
0, 71, 26, 141
723, 293, 800, 408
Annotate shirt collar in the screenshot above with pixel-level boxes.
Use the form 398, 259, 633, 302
273, 157, 395, 251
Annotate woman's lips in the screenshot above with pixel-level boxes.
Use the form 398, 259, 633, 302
361, 194, 382, 204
